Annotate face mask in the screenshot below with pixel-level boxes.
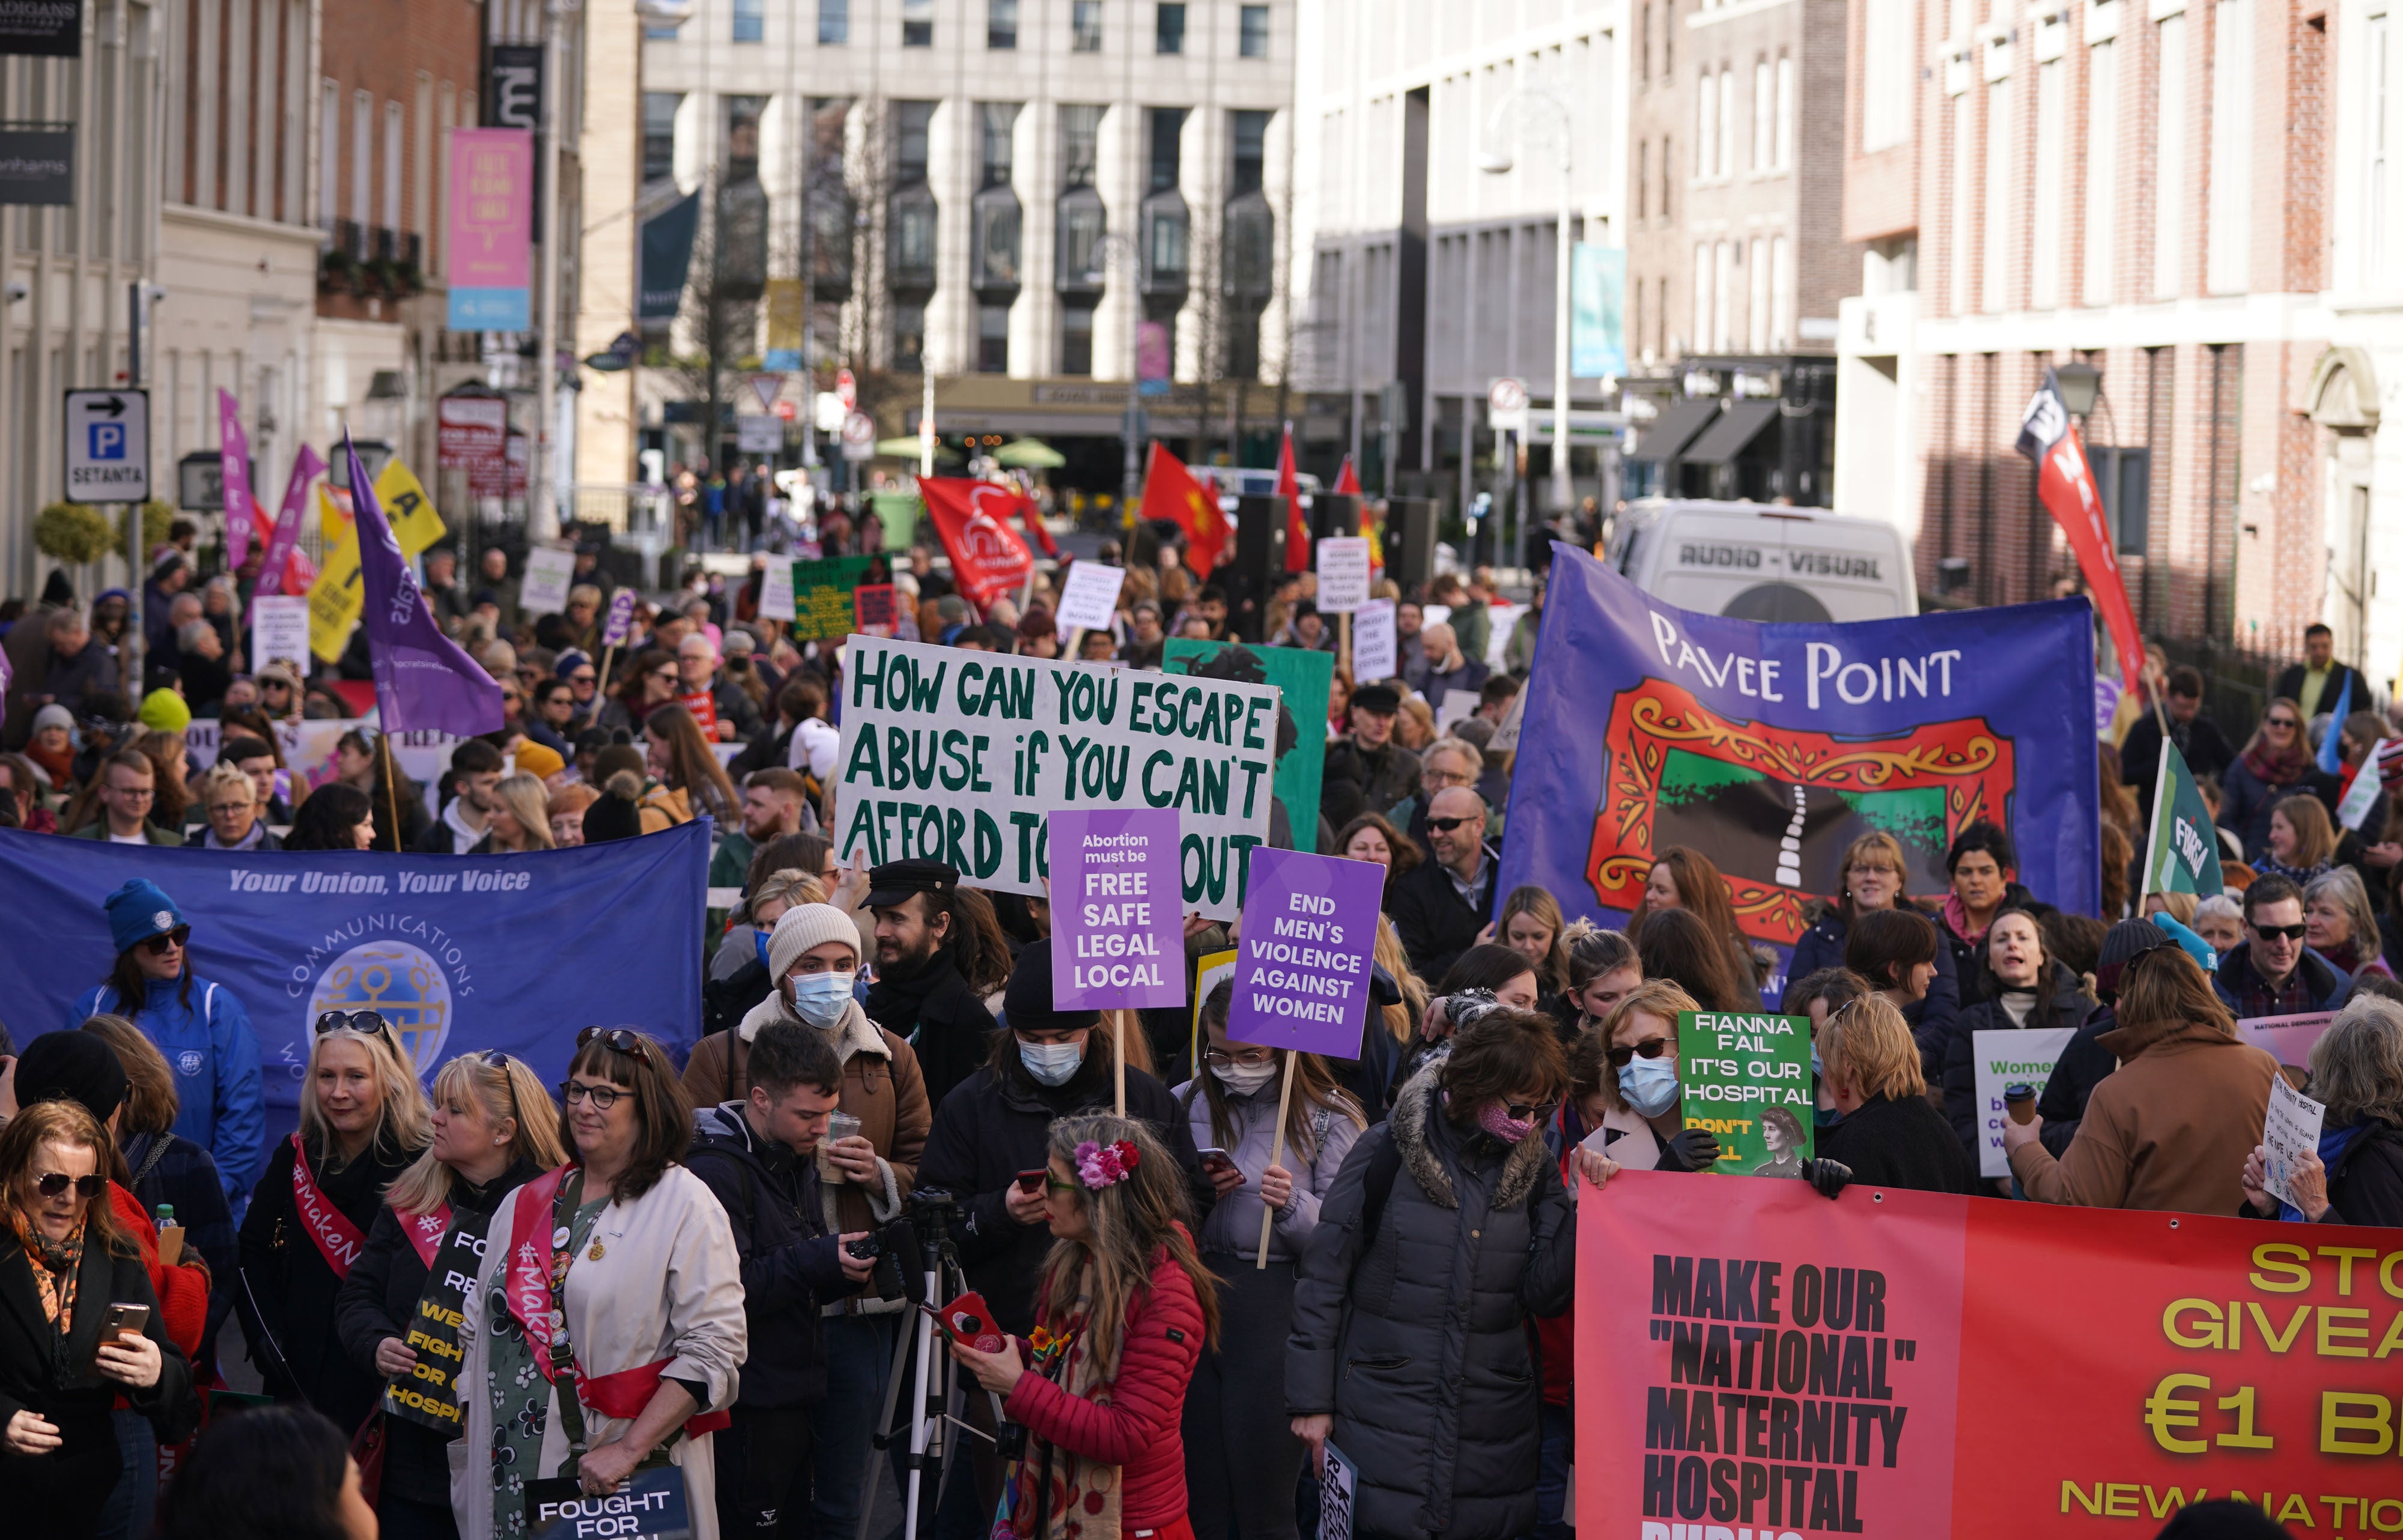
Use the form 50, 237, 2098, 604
1211, 1060, 1277, 1096
1019, 1038, 1084, 1086
753, 929, 772, 971
1476, 1102, 1537, 1144
786, 971, 856, 1029
1618, 1055, 1681, 1118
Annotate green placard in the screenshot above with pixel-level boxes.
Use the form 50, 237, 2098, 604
791, 554, 877, 640
1674, 1010, 1814, 1177
1162, 638, 1332, 851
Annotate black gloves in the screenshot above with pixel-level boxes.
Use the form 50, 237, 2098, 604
1666, 1127, 1722, 1171
1800, 1159, 1853, 1200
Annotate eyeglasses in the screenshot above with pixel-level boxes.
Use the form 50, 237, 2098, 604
261, 679, 293, 692
560, 1080, 629, 1110
2265, 717, 2299, 731
570, 673, 597, 685
577, 1026, 655, 1066
34, 1172, 106, 1199
1606, 1038, 1673, 1069
2252, 922, 2308, 941
1426, 816, 1478, 833
206, 801, 252, 817
1044, 1175, 1080, 1195
140, 926, 190, 956
648, 667, 678, 682
108, 783, 155, 801
1502, 1099, 1561, 1122
1202, 1046, 1274, 1069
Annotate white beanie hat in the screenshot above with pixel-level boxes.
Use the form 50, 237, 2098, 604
768, 902, 861, 982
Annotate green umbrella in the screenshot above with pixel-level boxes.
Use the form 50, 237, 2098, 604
875, 435, 962, 462
993, 437, 1067, 469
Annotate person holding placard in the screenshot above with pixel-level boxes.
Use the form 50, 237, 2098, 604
1176, 981, 1365, 1540
1814, 996, 1978, 1195
1582, 981, 1723, 1174
2239, 996, 2403, 1225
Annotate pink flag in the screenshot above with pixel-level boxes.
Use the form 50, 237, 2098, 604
219, 390, 258, 568
252, 446, 327, 598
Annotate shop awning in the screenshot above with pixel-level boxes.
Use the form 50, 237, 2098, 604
1679, 399, 1780, 466
1626, 397, 1724, 462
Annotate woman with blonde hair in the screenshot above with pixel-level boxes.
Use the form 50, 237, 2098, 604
1485, 885, 1570, 999
947, 1114, 1218, 1540
1814, 995, 1977, 1193
236, 1012, 433, 1439
2304, 866, 2391, 978
338, 1052, 565, 1539
484, 771, 556, 852
1782, 829, 1958, 1018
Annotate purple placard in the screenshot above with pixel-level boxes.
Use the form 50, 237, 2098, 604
1050, 807, 1186, 1010
602, 587, 638, 647
1227, 847, 1384, 1057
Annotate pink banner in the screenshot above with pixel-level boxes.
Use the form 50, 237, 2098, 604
447, 128, 532, 330
219, 390, 257, 568
253, 446, 326, 597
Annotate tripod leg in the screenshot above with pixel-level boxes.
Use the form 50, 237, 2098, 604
899, 1265, 943, 1540
860, 1311, 922, 1540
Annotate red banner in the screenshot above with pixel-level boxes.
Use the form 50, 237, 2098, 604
1577, 1172, 2401, 1538
919, 477, 1037, 611
2016, 372, 2145, 688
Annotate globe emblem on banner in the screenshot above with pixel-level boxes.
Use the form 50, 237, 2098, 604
305, 941, 452, 1074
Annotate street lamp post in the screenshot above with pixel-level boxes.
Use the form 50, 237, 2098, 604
1477, 87, 1577, 527
1089, 231, 1143, 513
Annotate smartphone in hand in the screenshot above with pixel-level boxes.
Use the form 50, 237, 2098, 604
1014, 1168, 1049, 1195
1198, 1148, 1238, 1178
926, 1293, 1009, 1354
91, 1303, 149, 1370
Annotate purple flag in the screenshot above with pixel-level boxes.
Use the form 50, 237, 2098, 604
252, 446, 326, 597
219, 390, 257, 568
348, 435, 503, 736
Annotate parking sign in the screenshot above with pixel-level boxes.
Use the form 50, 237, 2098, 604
63, 389, 151, 503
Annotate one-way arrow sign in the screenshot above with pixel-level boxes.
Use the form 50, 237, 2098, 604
63, 388, 151, 504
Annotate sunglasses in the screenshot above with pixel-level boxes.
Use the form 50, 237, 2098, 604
577, 1026, 654, 1066
1044, 1174, 1080, 1195
2252, 922, 2307, 941
571, 673, 597, 685
1607, 1038, 1673, 1069
1502, 1099, 1560, 1121
34, 1172, 106, 1199
315, 1010, 399, 1049
262, 679, 293, 691
477, 1049, 512, 1068
2265, 718, 2299, 730
140, 926, 190, 955
1426, 815, 1478, 833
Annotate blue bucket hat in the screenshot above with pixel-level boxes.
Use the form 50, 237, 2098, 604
104, 879, 186, 957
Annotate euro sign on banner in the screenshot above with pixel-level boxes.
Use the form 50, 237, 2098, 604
1500, 547, 2101, 966
917, 477, 1036, 612
309, 459, 448, 661
0, 823, 708, 1112
1574, 1172, 2399, 1538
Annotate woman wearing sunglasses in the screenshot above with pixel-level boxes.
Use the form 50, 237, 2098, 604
0, 1098, 198, 1535
1288, 1008, 1575, 1540
453, 1028, 744, 1539
2219, 695, 2342, 864
237, 1012, 431, 1443
1579, 980, 1723, 1174
68, 879, 267, 1208
336, 1052, 565, 1540
595, 647, 682, 736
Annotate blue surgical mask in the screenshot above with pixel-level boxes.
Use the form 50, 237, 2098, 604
786, 971, 857, 1030
754, 929, 773, 971
1618, 1055, 1681, 1118
1019, 1038, 1084, 1086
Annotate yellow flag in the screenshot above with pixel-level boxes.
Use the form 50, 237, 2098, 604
307, 459, 448, 661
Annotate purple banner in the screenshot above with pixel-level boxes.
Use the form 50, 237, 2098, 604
253, 446, 326, 597
602, 587, 637, 647
219, 389, 257, 568
348, 435, 505, 737
1049, 807, 1185, 1010
1227, 847, 1384, 1058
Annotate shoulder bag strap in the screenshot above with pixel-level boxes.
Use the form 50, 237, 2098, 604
547, 1172, 594, 1468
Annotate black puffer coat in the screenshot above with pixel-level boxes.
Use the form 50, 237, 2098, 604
1935, 962, 2100, 1167
1287, 1066, 1576, 1540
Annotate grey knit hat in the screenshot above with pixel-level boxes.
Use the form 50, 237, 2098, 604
768, 902, 861, 980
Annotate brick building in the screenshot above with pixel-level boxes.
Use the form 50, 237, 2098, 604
1834, 0, 2362, 678
1620, 0, 1853, 506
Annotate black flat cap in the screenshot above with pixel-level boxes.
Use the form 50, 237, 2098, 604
865, 858, 961, 909
1353, 682, 1402, 714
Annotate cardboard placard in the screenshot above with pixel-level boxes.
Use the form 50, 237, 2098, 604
1673, 1010, 1814, 1175
791, 554, 877, 641
2237, 1011, 2337, 1076
1049, 807, 1186, 1010
2261, 1074, 2327, 1211
1351, 598, 1397, 682
1966, 1026, 2077, 1180
1436, 688, 1481, 730
1227, 847, 1384, 1058
518, 545, 576, 616
1314, 536, 1372, 614
853, 583, 897, 635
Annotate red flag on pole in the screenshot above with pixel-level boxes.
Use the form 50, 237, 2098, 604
1277, 423, 1308, 572
1333, 455, 1363, 497
2015, 369, 2145, 688
1140, 443, 1230, 580
1015, 487, 1059, 558
919, 478, 1037, 611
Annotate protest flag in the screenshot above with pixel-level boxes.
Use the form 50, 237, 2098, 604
347, 434, 505, 738
2315, 668, 2356, 775
219, 390, 258, 568
1277, 422, 1309, 573
1141, 442, 1230, 580
252, 446, 327, 598
1016, 488, 1059, 559
2141, 738, 2225, 900
2016, 368, 2145, 690
918, 477, 1037, 612
1332, 455, 1362, 497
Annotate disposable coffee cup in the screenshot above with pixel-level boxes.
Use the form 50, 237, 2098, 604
820, 1111, 863, 1184
2004, 1085, 2037, 1125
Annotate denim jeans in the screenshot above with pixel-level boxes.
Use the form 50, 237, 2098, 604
93, 1408, 157, 1540
809, 1312, 898, 1540
1531, 1402, 1574, 1540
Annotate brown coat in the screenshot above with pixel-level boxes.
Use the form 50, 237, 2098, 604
684, 993, 932, 1239
2009, 1017, 2277, 1216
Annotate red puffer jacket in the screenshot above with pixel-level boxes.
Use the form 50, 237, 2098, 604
111, 1181, 208, 1360
1004, 1244, 1205, 1529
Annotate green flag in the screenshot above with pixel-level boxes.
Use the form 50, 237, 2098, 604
2143, 738, 2225, 899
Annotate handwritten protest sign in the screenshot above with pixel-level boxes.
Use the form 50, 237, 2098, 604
1674, 1010, 1813, 1175
2261, 1075, 2326, 1211
1314, 536, 1372, 613
1050, 808, 1185, 1010
1967, 1026, 2076, 1180
1229, 847, 1382, 1058
1351, 598, 1397, 682
251, 595, 309, 678
835, 636, 1277, 918
791, 555, 878, 640
1055, 561, 1126, 638
758, 560, 797, 622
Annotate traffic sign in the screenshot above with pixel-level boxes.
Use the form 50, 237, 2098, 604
737, 416, 784, 453
1487, 377, 1530, 435
836, 368, 857, 410
749, 372, 785, 411
63, 389, 151, 503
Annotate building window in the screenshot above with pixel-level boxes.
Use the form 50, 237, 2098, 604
819, 0, 849, 44
642, 93, 680, 186
1062, 103, 1102, 188
1697, 70, 1715, 177
1718, 65, 1734, 178
893, 302, 926, 370
1149, 106, 1186, 192
892, 101, 938, 291
1772, 235, 1793, 348
1692, 243, 1709, 351
1661, 135, 1671, 217
1059, 190, 1106, 285
979, 303, 1011, 372
1061, 298, 1097, 375
903, 0, 934, 47
718, 97, 770, 299
2031, 57, 2064, 308
1641, 2, 1651, 81
1073, 1, 1103, 51
1230, 109, 1268, 196
732, 0, 764, 43
2370, 16, 2390, 281
974, 104, 1024, 291
895, 100, 934, 184
2154, 14, 2186, 299
1239, 5, 1268, 56
1752, 59, 1772, 171
2205, 0, 2252, 293
2084, 40, 2118, 305
989, 0, 1018, 49
1156, 3, 1186, 54
1861, 0, 1908, 149
1982, 80, 2011, 313
1748, 235, 1767, 350
807, 98, 855, 299
1775, 54, 1794, 170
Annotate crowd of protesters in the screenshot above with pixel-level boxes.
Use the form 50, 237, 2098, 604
0, 492, 2392, 1540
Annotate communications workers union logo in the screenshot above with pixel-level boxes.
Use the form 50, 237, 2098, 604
305, 941, 453, 1073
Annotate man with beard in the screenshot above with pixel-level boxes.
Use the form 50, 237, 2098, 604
863, 859, 999, 1108
712, 768, 810, 888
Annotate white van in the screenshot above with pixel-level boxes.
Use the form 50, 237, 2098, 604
1603, 500, 1919, 622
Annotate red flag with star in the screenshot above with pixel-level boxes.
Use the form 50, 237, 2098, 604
1140, 443, 1230, 580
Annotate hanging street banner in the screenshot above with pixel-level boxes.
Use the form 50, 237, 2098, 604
639, 189, 703, 322
446, 128, 533, 331
1501, 546, 2100, 984
1162, 639, 1332, 862
834, 636, 1277, 919
1570, 242, 1628, 379
218, 389, 258, 567
1575, 1173, 2396, 1538
1227, 847, 1383, 1058
1049, 807, 1185, 1011
0, 823, 707, 1112
1674, 1010, 1813, 1175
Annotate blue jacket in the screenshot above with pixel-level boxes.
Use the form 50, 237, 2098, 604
70, 975, 266, 1206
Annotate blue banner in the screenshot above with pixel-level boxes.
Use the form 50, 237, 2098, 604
1570, 243, 1626, 379
0, 823, 708, 1110
1499, 547, 2099, 974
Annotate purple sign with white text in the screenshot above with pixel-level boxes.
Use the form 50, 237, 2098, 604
1228, 847, 1384, 1058
603, 587, 637, 647
1050, 807, 1186, 1010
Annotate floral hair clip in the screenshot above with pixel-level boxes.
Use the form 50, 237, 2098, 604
1074, 1138, 1141, 1190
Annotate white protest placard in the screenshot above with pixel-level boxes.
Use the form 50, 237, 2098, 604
834, 635, 1279, 918
1968, 1026, 2077, 1179
1314, 536, 1372, 614
758, 560, 797, 622
1054, 561, 1126, 640
518, 545, 577, 616
1437, 688, 1481, 730
1319, 1441, 1358, 1540
2261, 1074, 2327, 1211
250, 595, 311, 677
1352, 598, 1397, 682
